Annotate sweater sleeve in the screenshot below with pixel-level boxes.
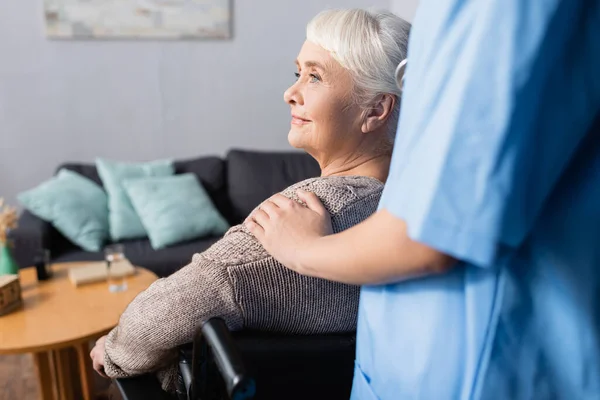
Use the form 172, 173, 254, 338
103, 253, 244, 385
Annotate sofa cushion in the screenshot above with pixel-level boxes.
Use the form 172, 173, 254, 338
57, 156, 231, 221
52, 236, 221, 278
226, 149, 321, 223
173, 156, 233, 224
57, 163, 103, 187
47, 157, 228, 254
123, 174, 229, 249
96, 158, 175, 241
17, 169, 109, 252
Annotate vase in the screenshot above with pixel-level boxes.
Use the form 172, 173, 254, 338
0, 242, 19, 275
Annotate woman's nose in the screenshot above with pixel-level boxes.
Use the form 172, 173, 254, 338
284, 81, 303, 106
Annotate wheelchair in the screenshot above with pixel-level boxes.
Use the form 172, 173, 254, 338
115, 318, 356, 400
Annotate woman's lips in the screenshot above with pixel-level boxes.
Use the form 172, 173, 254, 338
291, 115, 311, 126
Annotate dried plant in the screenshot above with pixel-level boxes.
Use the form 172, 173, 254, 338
0, 198, 18, 245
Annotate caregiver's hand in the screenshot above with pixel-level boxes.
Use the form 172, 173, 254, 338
245, 190, 332, 273
247, 190, 455, 285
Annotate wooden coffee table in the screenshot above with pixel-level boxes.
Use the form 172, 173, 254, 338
0, 262, 158, 400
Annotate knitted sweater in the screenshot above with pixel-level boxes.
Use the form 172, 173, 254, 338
103, 175, 384, 391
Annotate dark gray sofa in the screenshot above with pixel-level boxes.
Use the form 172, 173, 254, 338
11, 149, 320, 278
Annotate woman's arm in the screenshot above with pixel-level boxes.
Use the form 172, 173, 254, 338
246, 190, 455, 285
99, 254, 243, 390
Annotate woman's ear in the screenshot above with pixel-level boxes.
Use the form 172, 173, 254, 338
361, 94, 396, 134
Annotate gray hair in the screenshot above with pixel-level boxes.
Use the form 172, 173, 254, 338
307, 9, 411, 145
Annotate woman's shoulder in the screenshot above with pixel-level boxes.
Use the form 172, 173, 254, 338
200, 176, 383, 265
281, 176, 384, 214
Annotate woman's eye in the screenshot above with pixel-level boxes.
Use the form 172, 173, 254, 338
309, 74, 321, 83
294, 72, 300, 80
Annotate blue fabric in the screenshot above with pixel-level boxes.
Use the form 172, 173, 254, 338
96, 158, 174, 241
353, 0, 600, 399
17, 169, 109, 252
123, 174, 229, 250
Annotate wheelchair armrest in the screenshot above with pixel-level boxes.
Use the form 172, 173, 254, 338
193, 318, 256, 400
114, 375, 174, 400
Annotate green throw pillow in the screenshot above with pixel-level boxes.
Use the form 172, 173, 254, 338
17, 169, 109, 252
123, 174, 230, 250
96, 158, 175, 241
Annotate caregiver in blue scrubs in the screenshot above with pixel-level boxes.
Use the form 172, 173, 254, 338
246, 0, 600, 398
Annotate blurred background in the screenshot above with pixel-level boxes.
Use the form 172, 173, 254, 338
0, 0, 418, 208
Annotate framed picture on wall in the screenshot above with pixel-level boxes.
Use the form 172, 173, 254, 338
43, 0, 231, 40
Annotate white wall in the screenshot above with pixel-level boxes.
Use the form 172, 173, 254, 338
0, 0, 393, 207
391, 0, 419, 22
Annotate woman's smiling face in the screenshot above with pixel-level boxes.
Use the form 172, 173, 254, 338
284, 41, 363, 163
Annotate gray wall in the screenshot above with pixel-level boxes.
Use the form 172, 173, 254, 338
0, 0, 412, 208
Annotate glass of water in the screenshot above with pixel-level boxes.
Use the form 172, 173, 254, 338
104, 244, 128, 293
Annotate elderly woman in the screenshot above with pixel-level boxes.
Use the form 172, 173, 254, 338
90, 8, 411, 393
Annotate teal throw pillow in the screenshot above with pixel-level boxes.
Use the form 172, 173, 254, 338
17, 169, 109, 252
123, 174, 230, 250
96, 158, 175, 241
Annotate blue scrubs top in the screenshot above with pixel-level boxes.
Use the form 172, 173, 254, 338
351, 1, 600, 399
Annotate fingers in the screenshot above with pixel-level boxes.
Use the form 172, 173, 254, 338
246, 220, 265, 240
268, 194, 294, 209
93, 361, 108, 378
297, 190, 327, 215
252, 208, 270, 227
245, 195, 283, 223
246, 202, 277, 240
245, 205, 262, 224
259, 200, 280, 216
245, 191, 319, 228
92, 359, 101, 373
89, 346, 98, 362
90, 349, 108, 378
